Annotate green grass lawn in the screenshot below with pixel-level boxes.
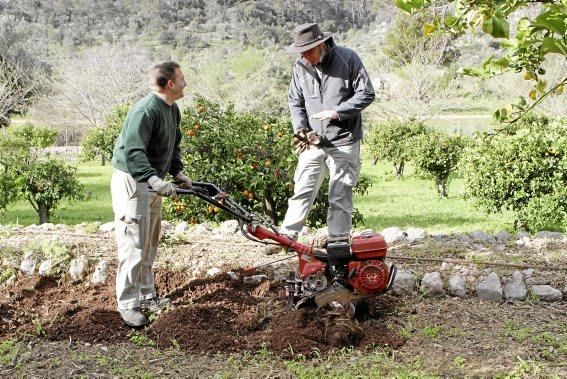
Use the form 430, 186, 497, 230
355, 158, 514, 233
0, 157, 515, 233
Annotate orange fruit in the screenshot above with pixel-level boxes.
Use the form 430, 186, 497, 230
197, 105, 206, 113
264, 160, 272, 168
186, 129, 196, 137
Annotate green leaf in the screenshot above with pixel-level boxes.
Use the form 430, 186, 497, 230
517, 18, 531, 31
500, 39, 517, 49
534, 8, 567, 36
423, 23, 437, 36
394, 0, 424, 13
481, 54, 494, 70
541, 37, 567, 55
493, 56, 510, 69
482, 15, 510, 38
536, 80, 548, 93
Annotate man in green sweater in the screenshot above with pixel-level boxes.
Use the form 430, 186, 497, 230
110, 61, 191, 327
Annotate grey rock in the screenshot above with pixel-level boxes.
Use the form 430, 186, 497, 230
522, 268, 534, 278
91, 259, 109, 285
534, 231, 563, 240
495, 231, 513, 243
516, 236, 531, 248
476, 272, 502, 301
243, 274, 267, 284
217, 220, 239, 235
207, 267, 222, 277
380, 227, 406, 244
420, 272, 445, 297
38, 259, 55, 276
504, 271, 527, 301
469, 231, 496, 245
512, 271, 523, 282
531, 285, 563, 302
38, 223, 55, 231
448, 274, 466, 298
406, 227, 426, 244
189, 223, 213, 237
160, 221, 174, 233
494, 244, 506, 252
517, 231, 531, 239
440, 262, 453, 271
99, 222, 115, 233
175, 221, 189, 234
227, 271, 240, 281
69, 256, 89, 281
20, 253, 36, 276
391, 269, 416, 295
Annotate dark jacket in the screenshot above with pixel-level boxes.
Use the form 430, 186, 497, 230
111, 93, 183, 182
288, 39, 375, 147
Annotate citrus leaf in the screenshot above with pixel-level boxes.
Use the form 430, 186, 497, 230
423, 23, 437, 36
541, 37, 567, 55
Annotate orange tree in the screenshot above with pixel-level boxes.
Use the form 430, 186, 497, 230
163, 97, 371, 227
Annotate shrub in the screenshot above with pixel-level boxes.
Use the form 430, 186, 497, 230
413, 131, 469, 198
0, 123, 85, 224
164, 97, 370, 227
366, 118, 427, 178
462, 114, 567, 231
80, 105, 129, 165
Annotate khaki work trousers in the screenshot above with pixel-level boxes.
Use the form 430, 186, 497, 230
111, 169, 162, 310
280, 141, 361, 238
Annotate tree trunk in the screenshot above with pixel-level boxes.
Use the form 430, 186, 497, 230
437, 178, 447, 198
101, 154, 106, 166
395, 161, 405, 179
38, 202, 50, 224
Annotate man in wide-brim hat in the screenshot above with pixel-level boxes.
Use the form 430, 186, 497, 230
268, 22, 375, 252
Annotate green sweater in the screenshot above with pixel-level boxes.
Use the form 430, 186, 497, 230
111, 93, 183, 182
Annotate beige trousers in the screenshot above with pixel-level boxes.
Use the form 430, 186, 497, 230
111, 169, 162, 310
280, 141, 361, 238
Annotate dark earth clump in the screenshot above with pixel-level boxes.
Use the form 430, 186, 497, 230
0, 267, 404, 356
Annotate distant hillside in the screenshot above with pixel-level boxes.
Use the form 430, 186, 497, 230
1, 0, 397, 53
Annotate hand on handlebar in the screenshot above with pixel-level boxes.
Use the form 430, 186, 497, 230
148, 176, 177, 197
174, 172, 192, 189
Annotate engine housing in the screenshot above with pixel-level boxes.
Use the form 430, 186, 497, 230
346, 260, 390, 293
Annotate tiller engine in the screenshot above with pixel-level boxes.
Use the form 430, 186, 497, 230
171, 182, 397, 312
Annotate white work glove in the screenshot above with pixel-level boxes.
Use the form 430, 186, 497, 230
148, 176, 176, 197
174, 172, 192, 188
311, 110, 339, 120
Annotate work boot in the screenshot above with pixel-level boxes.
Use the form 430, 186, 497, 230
140, 297, 171, 312
118, 307, 147, 327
